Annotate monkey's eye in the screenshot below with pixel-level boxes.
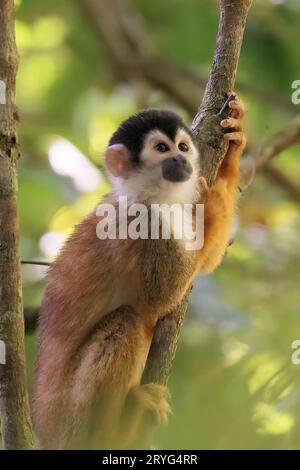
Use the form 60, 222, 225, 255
178, 142, 189, 152
156, 143, 169, 153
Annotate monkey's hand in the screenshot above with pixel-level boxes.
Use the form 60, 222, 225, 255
217, 94, 247, 184
196, 95, 246, 274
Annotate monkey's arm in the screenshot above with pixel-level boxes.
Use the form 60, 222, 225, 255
196, 98, 246, 274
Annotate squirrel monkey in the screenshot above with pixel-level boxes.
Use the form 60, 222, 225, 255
33, 97, 246, 449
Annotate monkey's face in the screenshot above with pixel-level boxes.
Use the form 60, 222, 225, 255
106, 127, 200, 205
141, 128, 196, 183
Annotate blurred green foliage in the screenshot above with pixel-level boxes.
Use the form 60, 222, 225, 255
16, 0, 300, 449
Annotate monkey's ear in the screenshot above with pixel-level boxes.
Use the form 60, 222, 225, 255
105, 144, 131, 178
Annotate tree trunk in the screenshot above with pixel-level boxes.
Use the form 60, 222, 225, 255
0, 0, 34, 450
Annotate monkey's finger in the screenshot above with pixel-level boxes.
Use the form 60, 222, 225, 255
224, 131, 246, 146
220, 117, 243, 131
229, 99, 246, 119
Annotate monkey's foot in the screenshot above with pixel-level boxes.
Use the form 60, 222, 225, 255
131, 383, 172, 426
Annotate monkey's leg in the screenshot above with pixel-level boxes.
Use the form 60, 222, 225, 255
64, 306, 169, 449
35, 311, 135, 450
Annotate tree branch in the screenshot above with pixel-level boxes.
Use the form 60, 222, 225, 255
0, 0, 34, 449
256, 115, 300, 170
144, 0, 252, 384
192, 0, 253, 185
263, 166, 300, 203
79, 0, 293, 116
252, 115, 300, 202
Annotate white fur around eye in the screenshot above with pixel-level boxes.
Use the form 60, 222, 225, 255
141, 130, 173, 166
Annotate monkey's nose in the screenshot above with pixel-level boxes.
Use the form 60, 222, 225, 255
162, 155, 193, 182
171, 155, 188, 165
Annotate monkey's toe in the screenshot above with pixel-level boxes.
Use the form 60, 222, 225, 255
131, 383, 172, 426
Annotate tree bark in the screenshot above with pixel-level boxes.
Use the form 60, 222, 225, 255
0, 0, 34, 449
139, 0, 252, 445
142, 288, 192, 385
192, 0, 253, 186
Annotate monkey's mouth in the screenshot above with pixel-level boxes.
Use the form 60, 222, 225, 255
162, 156, 193, 183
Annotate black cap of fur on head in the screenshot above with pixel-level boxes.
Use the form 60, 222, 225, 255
108, 109, 193, 165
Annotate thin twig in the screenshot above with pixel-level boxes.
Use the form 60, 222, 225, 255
21, 260, 51, 267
